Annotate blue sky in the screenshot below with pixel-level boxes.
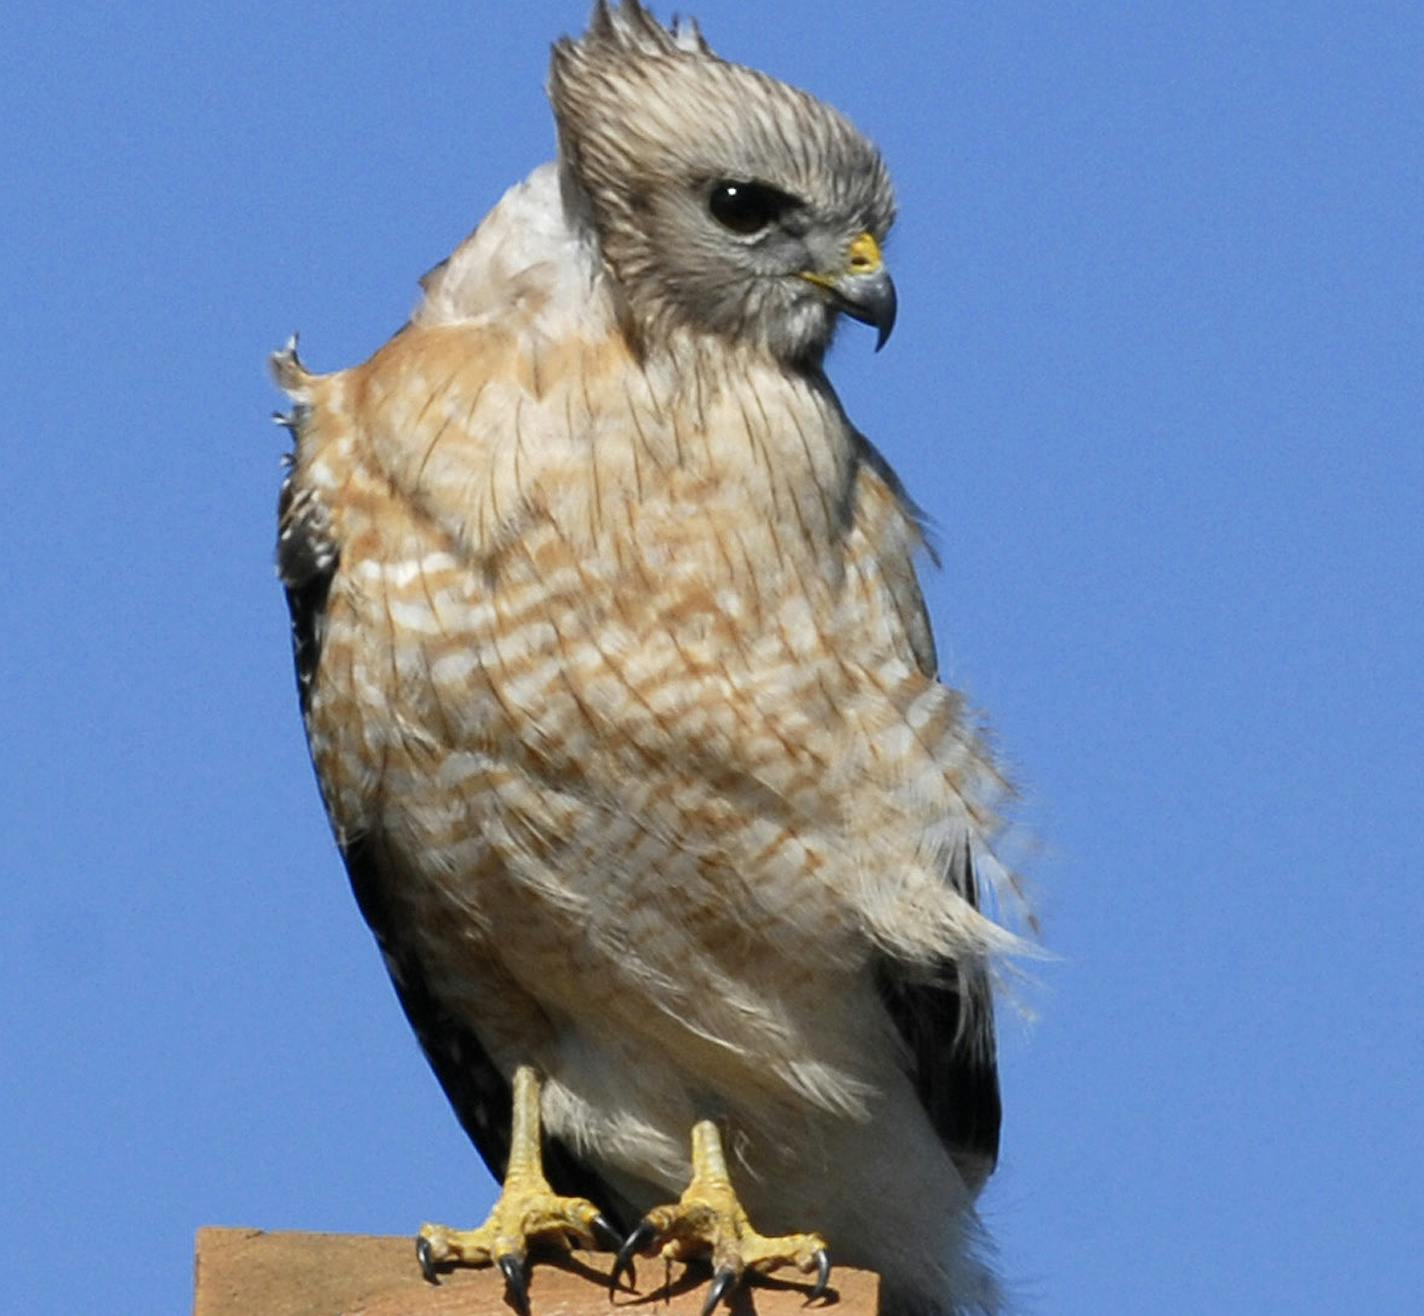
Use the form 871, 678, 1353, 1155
3, 2, 1420, 1312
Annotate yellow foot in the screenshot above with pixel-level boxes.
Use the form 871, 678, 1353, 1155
416, 1066, 618, 1314
612, 1121, 830, 1316
417, 1179, 618, 1306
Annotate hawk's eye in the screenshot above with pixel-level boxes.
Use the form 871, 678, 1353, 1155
708, 180, 793, 236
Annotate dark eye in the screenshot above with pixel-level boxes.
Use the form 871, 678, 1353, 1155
708, 180, 795, 236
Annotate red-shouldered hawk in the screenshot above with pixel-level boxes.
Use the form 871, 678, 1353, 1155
275, 4, 1025, 1313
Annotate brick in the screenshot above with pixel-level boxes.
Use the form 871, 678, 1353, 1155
194, 1228, 879, 1316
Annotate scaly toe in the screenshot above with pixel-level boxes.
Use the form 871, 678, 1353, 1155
629, 1195, 829, 1308
417, 1182, 608, 1281
637, 1122, 829, 1311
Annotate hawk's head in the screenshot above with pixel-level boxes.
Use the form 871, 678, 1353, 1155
550, 0, 898, 364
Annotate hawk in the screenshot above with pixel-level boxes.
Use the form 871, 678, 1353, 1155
274, 4, 1023, 1313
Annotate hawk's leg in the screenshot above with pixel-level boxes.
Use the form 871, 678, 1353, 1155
417, 1065, 618, 1311
612, 1120, 830, 1316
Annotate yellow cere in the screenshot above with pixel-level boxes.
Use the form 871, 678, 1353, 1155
800, 231, 884, 290
846, 231, 883, 274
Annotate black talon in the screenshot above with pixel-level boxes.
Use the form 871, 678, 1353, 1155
609, 1218, 656, 1295
416, 1235, 437, 1284
701, 1267, 738, 1316
806, 1249, 832, 1305
591, 1213, 623, 1253
499, 1253, 531, 1316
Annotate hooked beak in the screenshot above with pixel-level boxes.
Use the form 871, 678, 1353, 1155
800, 231, 898, 350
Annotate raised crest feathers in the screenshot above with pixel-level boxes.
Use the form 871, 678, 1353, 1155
574, 0, 711, 59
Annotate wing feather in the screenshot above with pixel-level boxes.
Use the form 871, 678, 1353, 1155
876, 839, 1002, 1193
849, 442, 1004, 1189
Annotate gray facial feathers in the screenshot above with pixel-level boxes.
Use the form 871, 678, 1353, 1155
549, 1, 896, 361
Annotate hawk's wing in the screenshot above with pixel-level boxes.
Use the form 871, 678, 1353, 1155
277, 468, 635, 1228
876, 841, 1001, 1193
851, 433, 1003, 1190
